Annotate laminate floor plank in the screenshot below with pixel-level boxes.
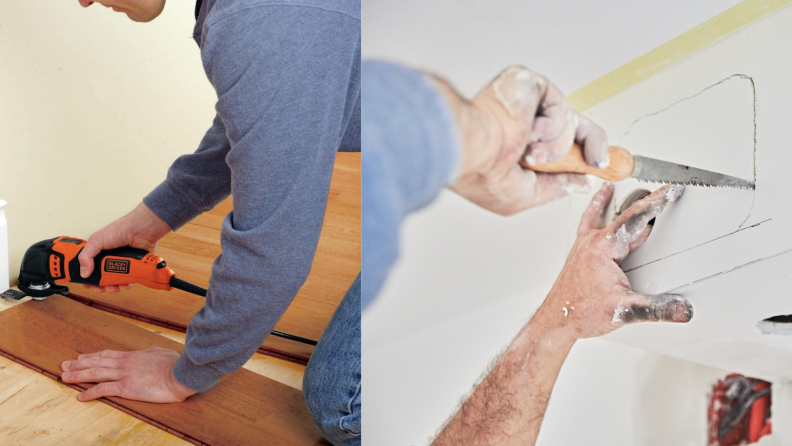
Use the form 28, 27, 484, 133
0, 296, 327, 446
0, 355, 188, 446
0, 296, 189, 445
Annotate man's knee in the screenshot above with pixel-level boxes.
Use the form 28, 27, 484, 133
303, 361, 361, 446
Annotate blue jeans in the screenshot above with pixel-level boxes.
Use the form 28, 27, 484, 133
303, 273, 361, 446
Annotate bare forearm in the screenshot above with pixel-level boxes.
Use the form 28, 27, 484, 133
433, 183, 692, 445
432, 309, 575, 446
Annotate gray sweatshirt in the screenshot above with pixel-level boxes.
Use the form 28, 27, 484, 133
143, 0, 361, 392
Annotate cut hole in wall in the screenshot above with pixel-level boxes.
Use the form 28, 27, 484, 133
757, 315, 792, 335
616, 189, 651, 218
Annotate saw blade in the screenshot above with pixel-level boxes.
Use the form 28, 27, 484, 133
631, 156, 755, 189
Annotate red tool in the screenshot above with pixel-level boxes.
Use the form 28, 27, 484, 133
707, 374, 772, 445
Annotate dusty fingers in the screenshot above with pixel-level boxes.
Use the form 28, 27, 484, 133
530, 173, 591, 208
577, 183, 614, 236
489, 65, 548, 123
603, 184, 685, 261
523, 83, 575, 166
575, 113, 610, 169
612, 293, 693, 325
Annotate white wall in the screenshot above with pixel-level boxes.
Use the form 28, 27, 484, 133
362, 0, 751, 444
363, 0, 743, 96
0, 1, 217, 281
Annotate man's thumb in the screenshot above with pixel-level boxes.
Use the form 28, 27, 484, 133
615, 293, 693, 324
78, 241, 102, 278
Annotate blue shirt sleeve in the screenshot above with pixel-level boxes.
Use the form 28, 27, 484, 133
147, 0, 361, 392
143, 114, 232, 230
361, 61, 461, 310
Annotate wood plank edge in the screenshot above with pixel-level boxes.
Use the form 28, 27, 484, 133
65, 294, 311, 366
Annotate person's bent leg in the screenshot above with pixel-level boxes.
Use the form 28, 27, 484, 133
303, 273, 361, 446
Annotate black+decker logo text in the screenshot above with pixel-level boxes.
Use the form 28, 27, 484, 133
105, 259, 130, 274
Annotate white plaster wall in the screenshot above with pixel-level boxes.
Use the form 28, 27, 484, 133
362, 0, 755, 444
0, 1, 216, 282
0, 200, 7, 290
569, 4, 792, 383
363, 0, 743, 96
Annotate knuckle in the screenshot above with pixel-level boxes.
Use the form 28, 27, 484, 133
118, 378, 131, 391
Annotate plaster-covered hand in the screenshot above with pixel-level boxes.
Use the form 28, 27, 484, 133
61, 346, 196, 403
433, 183, 691, 446
534, 182, 693, 341
77, 0, 166, 22
78, 202, 171, 292
438, 66, 610, 216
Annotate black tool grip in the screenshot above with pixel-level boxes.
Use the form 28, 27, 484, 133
67, 246, 151, 286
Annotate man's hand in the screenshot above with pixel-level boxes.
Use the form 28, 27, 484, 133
435, 66, 609, 216
77, 0, 166, 23
534, 182, 693, 341
61, 346, 196, 403
433, 183, 692, 446
78, 202, 171, 292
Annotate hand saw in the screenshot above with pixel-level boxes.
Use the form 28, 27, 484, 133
522, 144, 755, 189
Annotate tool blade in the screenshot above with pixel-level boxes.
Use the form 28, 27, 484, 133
631, 156, 755, 189
0, 289, 26, 300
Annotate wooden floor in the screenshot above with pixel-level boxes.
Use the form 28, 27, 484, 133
0, 296, 326, 445
0, 152, 360, 444
0, 295, 310, 445
69, 152, 361, 362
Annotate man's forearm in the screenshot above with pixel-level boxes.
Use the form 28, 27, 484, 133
433, 307, 575, 446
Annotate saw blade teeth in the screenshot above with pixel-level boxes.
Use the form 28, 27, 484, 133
636, 177, 754, 189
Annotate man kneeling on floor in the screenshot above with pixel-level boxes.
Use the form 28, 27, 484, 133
58, 1, 361, 445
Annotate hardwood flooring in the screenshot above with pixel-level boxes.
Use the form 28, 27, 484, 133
0, 295, 328, 446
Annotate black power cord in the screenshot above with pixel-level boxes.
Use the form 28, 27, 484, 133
170, 277, 318, 346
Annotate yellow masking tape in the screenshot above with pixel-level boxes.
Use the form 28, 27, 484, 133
568, 0, 792, 111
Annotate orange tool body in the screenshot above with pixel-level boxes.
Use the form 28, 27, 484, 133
48, 236, 174, 290
16, 236, 196, 299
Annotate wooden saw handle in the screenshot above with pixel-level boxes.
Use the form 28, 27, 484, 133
523, 144, 634, 182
